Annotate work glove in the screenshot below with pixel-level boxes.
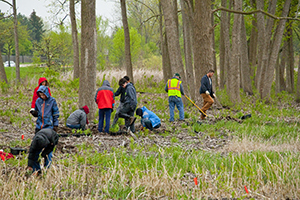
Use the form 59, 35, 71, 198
30, 108, 38, 117
53, 126, 58, 133
213, 93, 216, 98
205, 91, 210, 95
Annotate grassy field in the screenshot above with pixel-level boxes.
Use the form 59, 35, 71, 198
0, 67, 300, 199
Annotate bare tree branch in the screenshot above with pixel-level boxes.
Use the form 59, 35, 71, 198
0, 0, 13, 7
213, 6, 300, 21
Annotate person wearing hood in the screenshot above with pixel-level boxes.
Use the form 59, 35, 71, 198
136, 106, 161, 131
66, 105, 89, 130
117, 78, 137, 133
30, 77, 51, 117
27, 128, 59, 174
95, 80, 115, 133
34, 85, 60, 134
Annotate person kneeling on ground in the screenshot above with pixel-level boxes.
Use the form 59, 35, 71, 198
136, 106, 161, 131
27, 128, 59, 174
66, 105, 89, 130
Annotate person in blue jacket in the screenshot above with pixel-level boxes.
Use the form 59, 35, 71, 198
136, 106, 161, 131
34, 85, 60, 133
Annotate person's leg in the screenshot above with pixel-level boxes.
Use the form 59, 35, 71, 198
66, 124, 81, 129
112, 103, 123, 126
168, 96, 175, 122
128, 108, 136, 132
118, 104, 132, 119
104, 108, 112, 133
154, 123, 161, 129
98, 109, 105, 132
200, 93, 214, 119
175, 97, 184, 120
44, 151, 53, 169
143, 119, 153, 131
31, 150, 42, 172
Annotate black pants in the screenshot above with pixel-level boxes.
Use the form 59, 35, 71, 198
118, 103, 136, 132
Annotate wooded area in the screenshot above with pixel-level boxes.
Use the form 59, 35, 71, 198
1, 0, 300, 109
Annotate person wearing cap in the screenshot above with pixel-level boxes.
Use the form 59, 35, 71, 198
199, 69, 216, 120
136, 106, 161, 131
27, 128, 59, 174
164, 73, 185, 122
66, 105, 90, 130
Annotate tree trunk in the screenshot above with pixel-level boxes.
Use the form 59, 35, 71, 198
79, 0, 97, 119
260, 0, 291, 100
249, 0, 257, 78
0, 49, 8, 84
240, 16, 253, 95
296, 55, 300, 103
279, 46, 287, 91
193, 0, 213, 92
228, 0, 241, 103
180, 0, 195, 100
275, 50, 282, 93
286, 23, 294, 93
70, 0, 80, 80
13, 0, 20, 83
159, 1, 171, 83
121, 0, 134, 83
211, 0, 218, 88
161, 0, 186, 82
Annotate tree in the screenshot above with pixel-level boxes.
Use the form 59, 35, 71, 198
13, 0, 20, 82
121, 0, 134, 83
79, 0, 97, 119
28, 10, 45, 43
0, 48, 8, 83
70, 0, 80, 79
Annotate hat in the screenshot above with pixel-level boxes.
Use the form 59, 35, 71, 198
136, 108, 143, 117
174, 73, 181, 79
82, 105, 89, 114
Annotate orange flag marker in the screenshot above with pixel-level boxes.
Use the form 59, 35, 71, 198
194, 177, 198, 186
244, 185, 249, 194
21, 135, 24, 140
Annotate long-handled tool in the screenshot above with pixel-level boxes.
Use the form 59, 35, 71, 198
184, 94, 207, 117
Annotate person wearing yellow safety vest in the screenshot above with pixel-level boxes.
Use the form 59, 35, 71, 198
164, 73, 185, 122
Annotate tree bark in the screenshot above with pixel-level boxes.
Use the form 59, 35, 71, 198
121, 0, 134, 83
161, 0, 186, 82
260, 0, 291, 100
0, 49, 8, 84
240, 16, 253, 95
180, 0, 195, 100
13, 0, 20, 83
211, 0, 218, 88
79, 0, 97, 119
286, 23, 294, 93
296, 55, 300, 103
193, 0, 213, 93
70, 0, 80, 80
228, 0, 241, 103
248, 0, 257, 78
159, 1, 171, 83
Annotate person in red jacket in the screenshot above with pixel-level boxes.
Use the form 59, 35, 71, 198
94, 80, 115, 133
30, 77, 51, 117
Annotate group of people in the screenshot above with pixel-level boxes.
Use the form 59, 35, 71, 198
26, 69, 215, 174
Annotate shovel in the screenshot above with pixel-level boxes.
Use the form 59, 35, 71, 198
184, 94, 207, 117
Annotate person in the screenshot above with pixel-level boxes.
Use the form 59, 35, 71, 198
199, 69, 216, 120
165, 73, 185, 122
111, 76, 131, 127
34, 85, 60, 134
95, 80, 115, 133
136, 106, 161, 131
117, 78, 137, 133
66, 105, 89, 130
27, 128, 59, 174
30, 77, 51, 117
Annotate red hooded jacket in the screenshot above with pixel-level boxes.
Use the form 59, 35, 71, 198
31, 77, 51, 108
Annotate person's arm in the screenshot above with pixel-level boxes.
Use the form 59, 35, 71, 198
114, 86, 122, 96
52, 99, 60, 127
127, 87, 137, 107
80, 112, 87, 130
94, 89, 99, 104
31, 87, 38, 108
164, 82, 168, 93
180, 83, 184, 96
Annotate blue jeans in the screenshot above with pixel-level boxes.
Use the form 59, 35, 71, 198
168, 96, 184, 121
98, 108, 112, 133
32, 150, 53, 172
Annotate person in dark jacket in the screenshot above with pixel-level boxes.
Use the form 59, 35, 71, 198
136, 106, 161, 131
117, 78, 137, 133
95, 80, 115, 133
199, 69, 216, 120
27, 128, 59, 173
164, 73, 185, 122
30, 77, 51, 117
111, 76, 131, 127
66, 105, 89, 130
35, 85, 60, 133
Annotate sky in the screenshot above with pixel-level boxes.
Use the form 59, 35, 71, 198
0, 0, 118, 32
